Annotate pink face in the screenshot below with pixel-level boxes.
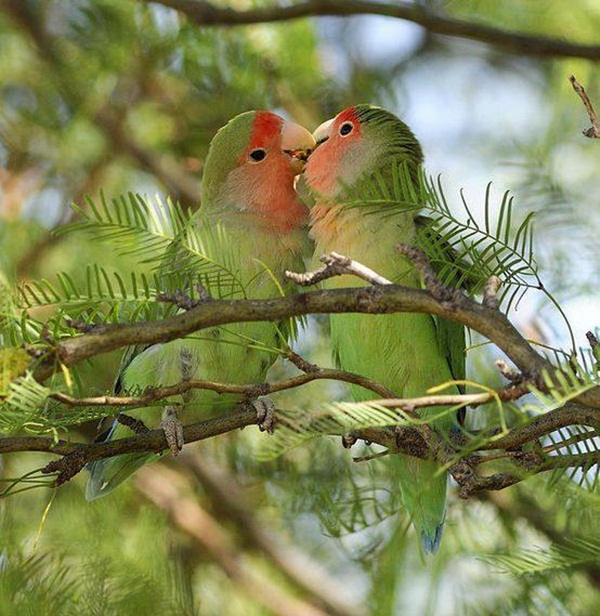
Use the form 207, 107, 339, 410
225, 111, 315, 231
232, 111, 315, 191
239, 112, 289, 180
304, 107, 363, 198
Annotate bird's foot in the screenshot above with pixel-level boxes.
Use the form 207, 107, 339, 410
253, 397, 277, 434
159, 404, 185, 456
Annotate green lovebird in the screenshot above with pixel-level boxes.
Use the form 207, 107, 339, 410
86, 110, 315, 500
303, 104, 465, 553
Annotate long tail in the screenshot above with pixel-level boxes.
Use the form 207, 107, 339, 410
85, 421, 161, 500
393, 456, 447, 554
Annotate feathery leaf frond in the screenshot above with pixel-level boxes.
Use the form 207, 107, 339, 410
484, 538, 600, 576
64, 192, 191, 261
0, 372, 54, 435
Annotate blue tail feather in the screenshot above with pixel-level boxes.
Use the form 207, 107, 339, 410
85, 419, 161, 500
421, 523, 444, 554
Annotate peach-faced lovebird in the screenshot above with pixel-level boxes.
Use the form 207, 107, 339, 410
304, 104, 465, 553
87, 111, 315, 499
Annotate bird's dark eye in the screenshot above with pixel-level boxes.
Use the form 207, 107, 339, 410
339, 122, 354, 136
249, 148, 267, 162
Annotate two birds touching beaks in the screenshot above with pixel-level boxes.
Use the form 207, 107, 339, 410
87, 105, 466, 555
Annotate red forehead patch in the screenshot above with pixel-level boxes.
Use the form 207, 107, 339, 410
336, 106, 361, 129
251, 111, 283, 148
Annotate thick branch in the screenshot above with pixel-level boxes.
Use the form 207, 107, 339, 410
146, 0, 600, 60
0, 408, 257, 486
1, 396, 597, 496
31, 278, 600, 409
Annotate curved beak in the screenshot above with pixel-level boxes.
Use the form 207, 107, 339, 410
281, 120, 316, 174
312, 118, 334, 147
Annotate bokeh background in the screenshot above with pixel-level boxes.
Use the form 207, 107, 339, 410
1, 1, 599, 614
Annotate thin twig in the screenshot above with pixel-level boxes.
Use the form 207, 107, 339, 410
457, 451, 600, 498
569, 75, 600, 138
397, 244, 463, 304
495, 359, 523, 383
49, 364, 397, 408
477, 403, 599, 451
38, 407, 258, 485
321, 252, 393, 286
285, 251, 393, 287
326, 389, 526, 413
117, 413, 150, 434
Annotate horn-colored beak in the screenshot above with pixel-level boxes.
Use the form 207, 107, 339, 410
312, 118, 334, 147
281, 120, 316, 174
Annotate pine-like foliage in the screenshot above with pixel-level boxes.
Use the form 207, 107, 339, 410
1, 1, 599, 612
486, 537, 600, 576
346, 161, 541, 305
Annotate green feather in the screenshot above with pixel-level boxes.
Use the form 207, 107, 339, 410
87, 112, 309, 499
307, 105, 466, 553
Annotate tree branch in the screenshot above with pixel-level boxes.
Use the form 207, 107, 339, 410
0, 408, 257, 487
569, 74, 600, 138
286, 251, 393, 286
27, 251, 600, 408
1, 394, 596, 496
477, 403, 600, 450
144, 0, 600, 60
456, 451, 600, 498
2, 252, 597, 497
49, 362, 395, 409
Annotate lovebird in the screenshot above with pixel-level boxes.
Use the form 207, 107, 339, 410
87, 110, 315, 499
303, 104, 465, 553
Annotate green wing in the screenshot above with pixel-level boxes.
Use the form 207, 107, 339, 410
415, 215, 468, 394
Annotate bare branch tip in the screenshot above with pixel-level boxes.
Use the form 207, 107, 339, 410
495, 359, 521, 382
569, 74, 600, 139
284, 268, 317, 286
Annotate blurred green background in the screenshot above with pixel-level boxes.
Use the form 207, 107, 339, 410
1, 1, 599, 614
